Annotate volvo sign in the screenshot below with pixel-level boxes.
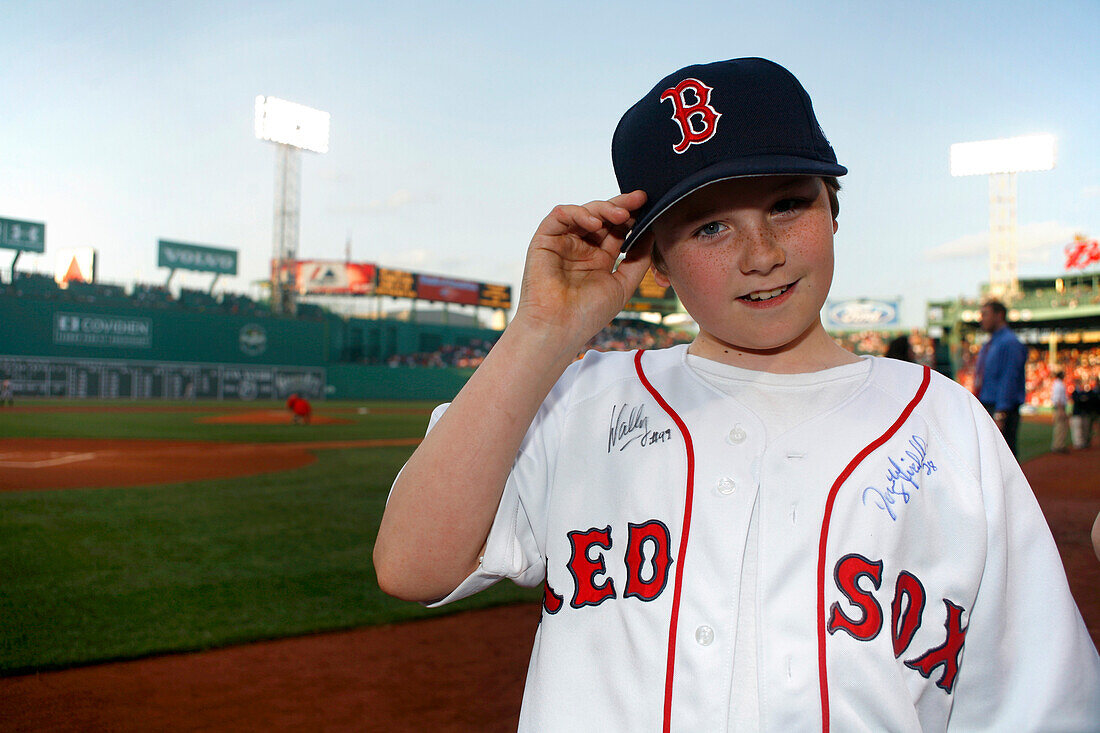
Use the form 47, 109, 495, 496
157, 240, 238, 275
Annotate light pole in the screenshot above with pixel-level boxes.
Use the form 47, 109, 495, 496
255, 96, 330, 315
950, 134, 1056, 299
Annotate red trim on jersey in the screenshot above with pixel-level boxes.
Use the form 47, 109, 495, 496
633, 349, 696, 733
816, 365, 931, 731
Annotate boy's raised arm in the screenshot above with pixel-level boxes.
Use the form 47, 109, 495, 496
373, 191, 651, 602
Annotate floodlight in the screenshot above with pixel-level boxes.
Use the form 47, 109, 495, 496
255, 95, 331, 314
254, 96, 330, 154
950, 134, 1056, 177
949, 132, 1056, 297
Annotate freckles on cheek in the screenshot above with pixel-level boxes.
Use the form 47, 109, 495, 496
675, 257, 725, 299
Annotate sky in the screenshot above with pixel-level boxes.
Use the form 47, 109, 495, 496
2, 0, 1098, 327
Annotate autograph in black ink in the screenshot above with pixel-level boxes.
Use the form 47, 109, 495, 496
608, 403, 672, 453
862, 435, 938, 521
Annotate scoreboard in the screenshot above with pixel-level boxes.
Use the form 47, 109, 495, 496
286, 261, 512, 310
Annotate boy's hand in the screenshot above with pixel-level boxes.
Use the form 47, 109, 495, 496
515, 190, 652, 350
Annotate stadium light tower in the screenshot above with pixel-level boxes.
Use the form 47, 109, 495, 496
950, 134, 1056, 299
255, 96, 330, 315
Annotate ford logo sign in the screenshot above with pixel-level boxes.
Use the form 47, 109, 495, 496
827, 300, 898, 326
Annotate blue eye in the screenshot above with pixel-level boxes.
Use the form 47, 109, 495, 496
696, 221, 725, 239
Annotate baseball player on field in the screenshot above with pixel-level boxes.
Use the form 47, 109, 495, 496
375, 58, 1100, 731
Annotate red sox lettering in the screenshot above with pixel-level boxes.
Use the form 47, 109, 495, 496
660, 78, 722, 154
545, 532, 968, 694
543, 520, 673, 614
827, 553, 969, 693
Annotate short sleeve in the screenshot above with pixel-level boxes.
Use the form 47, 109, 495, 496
416, 361, 584, 608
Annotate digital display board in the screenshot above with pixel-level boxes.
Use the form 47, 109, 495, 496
478, 283, 512, 309
375, 268, 418, 299
623, 270, 679, 314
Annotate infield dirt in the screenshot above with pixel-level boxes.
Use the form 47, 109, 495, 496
0, 437, 418, 491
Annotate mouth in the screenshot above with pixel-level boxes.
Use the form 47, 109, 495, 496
740, 282, 794, 302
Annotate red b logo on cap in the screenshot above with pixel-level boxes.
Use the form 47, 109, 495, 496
660, 78, 722, 154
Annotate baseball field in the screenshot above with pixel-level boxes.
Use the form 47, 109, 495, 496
0, 401, 1096, 731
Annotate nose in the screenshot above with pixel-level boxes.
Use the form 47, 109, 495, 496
737, 224, 785, 275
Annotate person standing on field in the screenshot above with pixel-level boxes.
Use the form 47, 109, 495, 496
1071, 378, 1095, 449
973, 300, 1028, 456
1050, 370, 1069, 453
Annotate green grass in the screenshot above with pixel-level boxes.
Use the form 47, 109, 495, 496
0, 403, 538, 676
1018, 414, 1053, 463
0, 399, 437, 442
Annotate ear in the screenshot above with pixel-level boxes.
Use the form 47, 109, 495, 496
653, 265, 671, 288
833, 219, 839, 235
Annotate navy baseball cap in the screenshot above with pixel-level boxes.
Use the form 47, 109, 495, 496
612, 57, 847, 252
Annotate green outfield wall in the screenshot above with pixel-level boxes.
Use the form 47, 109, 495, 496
324, 364, 473, 401
0, 295, 327, 365
0, 292, 497, 401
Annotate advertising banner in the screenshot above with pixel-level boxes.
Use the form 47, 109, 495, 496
0, 216, 45, 252
158, 240, 238, 275
1065, 236, 1100, 271
293, 260, 376, 295
417, 274, 481, 306
53, 312, 153, 349
825, 298, 900, 330
55, 247, 97, 286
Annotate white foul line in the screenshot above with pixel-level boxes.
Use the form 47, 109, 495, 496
0, 452, 99, 468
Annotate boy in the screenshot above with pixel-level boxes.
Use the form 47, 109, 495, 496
375, 58, 1100, 731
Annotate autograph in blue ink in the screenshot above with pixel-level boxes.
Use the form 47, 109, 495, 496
862, 435, 937, 521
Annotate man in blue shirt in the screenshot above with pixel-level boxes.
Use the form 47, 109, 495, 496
974, 299, 1029, 456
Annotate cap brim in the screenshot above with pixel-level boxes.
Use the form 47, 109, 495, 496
620, 155, 847, 253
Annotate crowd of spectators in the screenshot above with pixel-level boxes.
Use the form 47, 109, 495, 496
582, 320, 692, 354
386, 339, 498, 369
1, 272, 273, 318
837, 330, 1100, 409
833, 330, 945, 371
951, 342, 1100, 407
833, 330, 890, 356
385, 321, 693, 369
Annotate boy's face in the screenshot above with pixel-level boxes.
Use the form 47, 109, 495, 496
650, 175, 837, 357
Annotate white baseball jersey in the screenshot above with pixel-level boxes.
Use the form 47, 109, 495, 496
420, 345, 1100, 731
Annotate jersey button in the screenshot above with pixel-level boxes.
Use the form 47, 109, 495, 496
695, 625, 715, 646
727, 425, 747, 444
716, 477, 736, 495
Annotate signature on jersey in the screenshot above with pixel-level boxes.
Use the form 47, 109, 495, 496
862, 435, 938, 521
607, 402, 672, 453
